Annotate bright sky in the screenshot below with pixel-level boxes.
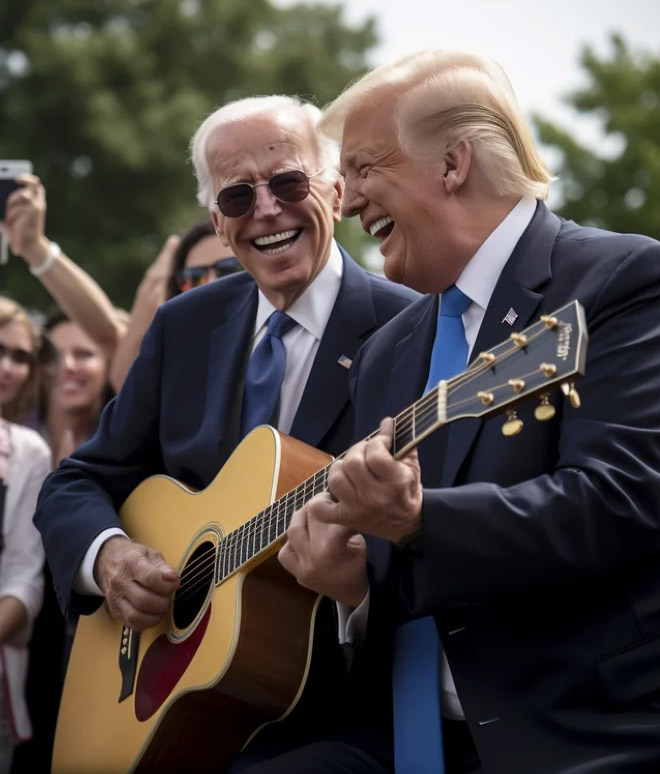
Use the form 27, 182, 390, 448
276, 0, 660, 143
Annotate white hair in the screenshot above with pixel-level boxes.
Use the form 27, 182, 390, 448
321, 49, 553, 200
190, 95, 340, 209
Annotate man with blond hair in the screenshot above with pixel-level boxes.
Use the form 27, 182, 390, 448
280, 50, 660, 772
35, 95, 418, 772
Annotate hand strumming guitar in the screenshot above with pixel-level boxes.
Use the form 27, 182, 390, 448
94, 535, 180, 631
279, 417, 423, 607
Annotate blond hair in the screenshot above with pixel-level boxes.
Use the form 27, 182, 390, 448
322, 49, 553, 200
0, 297, 41, 422
190, 95, 341, 209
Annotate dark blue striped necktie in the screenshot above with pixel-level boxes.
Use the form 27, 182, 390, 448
240, 310, 296, 438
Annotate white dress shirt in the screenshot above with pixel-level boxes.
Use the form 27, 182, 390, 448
340, 196, 538, 721
249, 239, 343, 434
75, 241, 344, 595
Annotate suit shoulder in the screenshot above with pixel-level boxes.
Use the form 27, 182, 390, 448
159, 271, 254, 324
363, 271, 421, 312
556, 219, 660, 260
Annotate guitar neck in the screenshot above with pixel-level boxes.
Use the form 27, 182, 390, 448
216, 381, 456, 582
217, 298, 588, 581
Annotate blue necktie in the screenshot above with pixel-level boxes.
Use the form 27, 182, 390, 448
240, 310, 296, 438
392, 284, 471, 774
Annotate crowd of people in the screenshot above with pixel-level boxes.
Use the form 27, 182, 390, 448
1, 46, 660, 774
0, 174, 245, 772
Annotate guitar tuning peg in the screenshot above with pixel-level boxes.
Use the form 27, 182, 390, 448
502, 410, 523, 436
568, 383, 581, 409
534, 393, 555, 421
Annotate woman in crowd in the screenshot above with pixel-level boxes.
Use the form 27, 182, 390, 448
0, 298, 49, 774
109, 219, 241, 391
41, 312, 114, 465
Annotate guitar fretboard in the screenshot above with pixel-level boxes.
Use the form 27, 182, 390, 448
215, 381, 452, 581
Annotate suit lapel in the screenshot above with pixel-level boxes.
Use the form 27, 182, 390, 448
206, 284, 257, 460
388, 295, 438, 419
440, 202, 560, 488
289, 248, 376, 447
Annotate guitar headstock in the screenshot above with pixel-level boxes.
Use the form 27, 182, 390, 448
444, 300, 588, 428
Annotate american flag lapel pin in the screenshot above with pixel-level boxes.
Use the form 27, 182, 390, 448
338, 355, 352, 369
502, 308, 518, 326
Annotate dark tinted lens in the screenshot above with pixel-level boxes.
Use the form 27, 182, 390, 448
216, 183, 254, 218
269, 170, 309, 203
0, 342, 33, 366
214, 257, 243, 277
175, 267, 207, 290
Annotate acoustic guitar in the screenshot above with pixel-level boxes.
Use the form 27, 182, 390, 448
52, 300, 587, 773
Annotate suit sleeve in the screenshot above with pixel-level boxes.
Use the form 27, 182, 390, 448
34, 308, 167, 616
396, 241, 660, 613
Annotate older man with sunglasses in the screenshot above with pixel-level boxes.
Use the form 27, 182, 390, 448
34, 95, 418, 773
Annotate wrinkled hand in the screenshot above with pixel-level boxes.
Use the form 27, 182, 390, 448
95, 536, 180, 631
2, 174, 48, 264
322, 417, 423, 544
279, 505, 368, 607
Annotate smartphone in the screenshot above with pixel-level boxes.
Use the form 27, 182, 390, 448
0, 160, 33, 220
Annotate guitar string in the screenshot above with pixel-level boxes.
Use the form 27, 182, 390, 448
173, 324, 563, 600
174, 364, 551, 607
173, 328, 562, 602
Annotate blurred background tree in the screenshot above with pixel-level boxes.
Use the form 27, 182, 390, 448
535, 34, 660, 240
0, 0, 377, 309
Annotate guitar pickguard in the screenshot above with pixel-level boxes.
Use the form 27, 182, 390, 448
134, 605, 211, 721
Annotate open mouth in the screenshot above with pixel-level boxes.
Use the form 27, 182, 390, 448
369, 216, 394, 241
252, 229, 303, 255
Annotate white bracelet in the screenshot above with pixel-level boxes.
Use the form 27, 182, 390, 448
30, 241, 61, 277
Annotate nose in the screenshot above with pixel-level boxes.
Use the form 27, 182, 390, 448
341, 178, 368, 219
252, 182, 282, 219
59, 351, 77, 373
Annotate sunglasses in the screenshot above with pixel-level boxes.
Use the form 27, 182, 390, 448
0, 341, 34, 367
215, 169, 324, 218
175, 256, 243, 292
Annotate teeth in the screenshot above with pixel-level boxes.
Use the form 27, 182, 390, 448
253, 230, 297, 246
369, 216, 393, 237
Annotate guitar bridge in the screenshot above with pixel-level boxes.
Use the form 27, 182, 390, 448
118, 626, 140, 702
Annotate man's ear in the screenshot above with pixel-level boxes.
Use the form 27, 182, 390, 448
442, 141, 472, 194
331, 174, 344, 224
210, 209, 229, 246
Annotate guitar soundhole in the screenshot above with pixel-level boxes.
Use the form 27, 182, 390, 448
172, 540, 216, 630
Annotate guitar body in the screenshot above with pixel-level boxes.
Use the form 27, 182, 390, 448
52, 427, 333, 774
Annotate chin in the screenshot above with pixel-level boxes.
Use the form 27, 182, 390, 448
383, 256, 405, 285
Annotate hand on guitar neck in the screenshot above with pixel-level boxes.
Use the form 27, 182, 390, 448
94, 535, 181, 631
279, 417, 423, 605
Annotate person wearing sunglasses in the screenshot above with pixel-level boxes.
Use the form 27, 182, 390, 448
35, 95, 419, 773
0, 297, 49, 773
109, 220, 243, 391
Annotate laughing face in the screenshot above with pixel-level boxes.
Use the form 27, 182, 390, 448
340, 96, 466, 294
207, 110, 342, 309
48, 321, 108, 416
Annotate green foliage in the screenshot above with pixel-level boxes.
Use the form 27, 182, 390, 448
534, 35, 660, 240
0, 0, 378, 309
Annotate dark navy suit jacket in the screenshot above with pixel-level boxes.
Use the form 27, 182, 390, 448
350, 203, 660, 773
35, 245, 418, 761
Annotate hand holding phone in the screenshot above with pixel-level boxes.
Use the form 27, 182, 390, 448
0, 160, 33, 221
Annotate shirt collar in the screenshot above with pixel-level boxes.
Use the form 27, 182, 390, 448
253, 239, 343, 341
456, 196, 537, 311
